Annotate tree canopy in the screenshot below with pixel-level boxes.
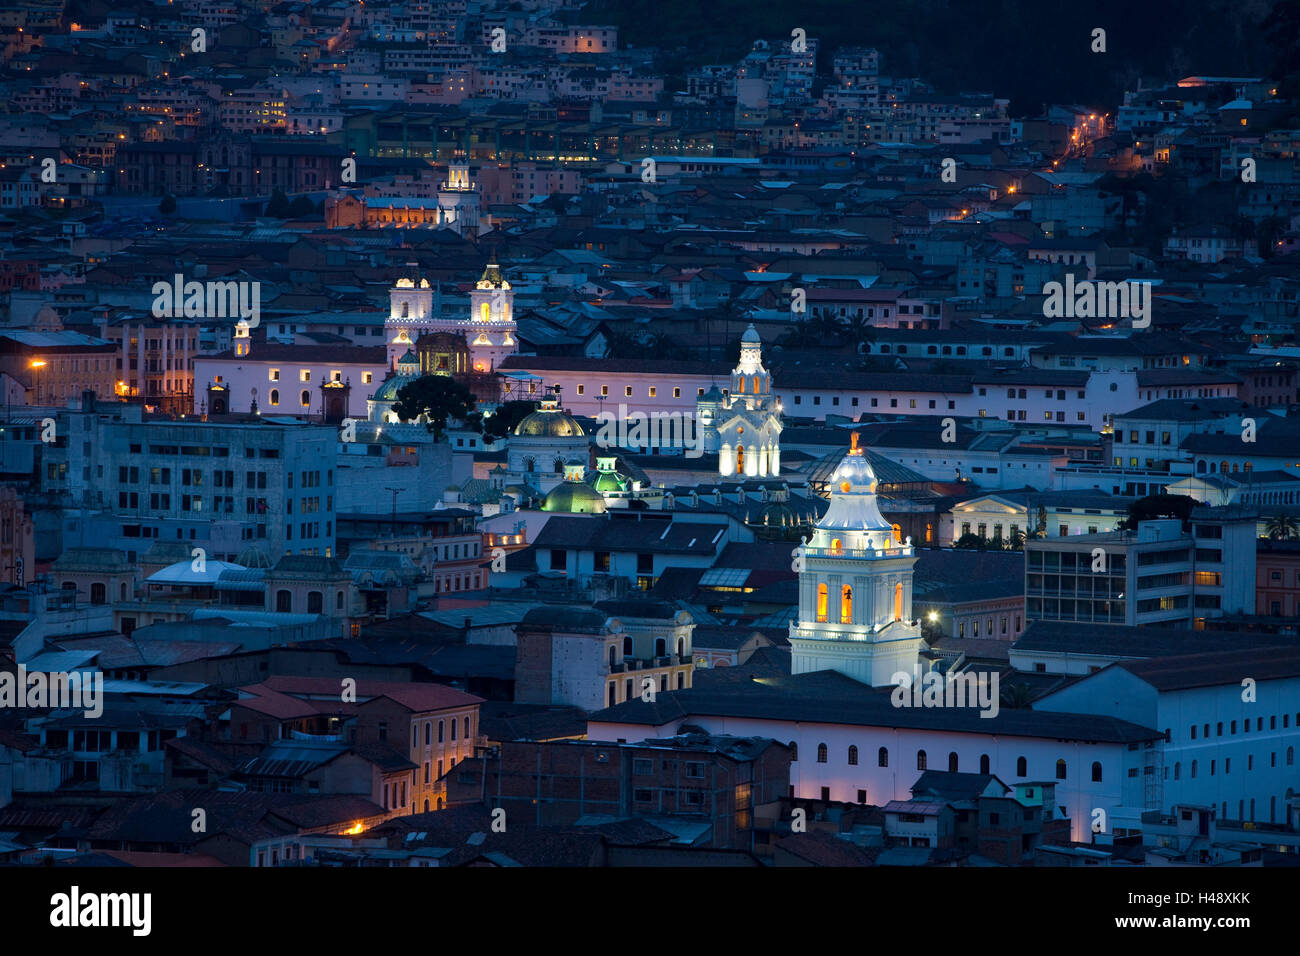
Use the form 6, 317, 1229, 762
476, 400, 538, 441
391, 375, 477, 440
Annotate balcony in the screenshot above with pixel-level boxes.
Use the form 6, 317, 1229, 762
804, 545, 913, 560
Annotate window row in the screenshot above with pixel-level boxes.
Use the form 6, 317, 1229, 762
794, 744, 1100, 781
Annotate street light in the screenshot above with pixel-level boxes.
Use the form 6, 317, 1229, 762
30, 359, 46, 405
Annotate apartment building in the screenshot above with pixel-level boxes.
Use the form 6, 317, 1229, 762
1025, 508, 1257, 628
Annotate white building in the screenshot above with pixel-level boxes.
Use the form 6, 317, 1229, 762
788, 434, 924, 687
698, 324, 782, 478
386, 262, 517, 373
1034, 647, 1300, 833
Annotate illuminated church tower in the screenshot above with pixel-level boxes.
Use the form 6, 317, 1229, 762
788, 434, 923, 687
386, 267, 435, 368
465, 263, 517, 372
699, 324, 782, 478
384, 262, 518, 372
437, 161, 482, 237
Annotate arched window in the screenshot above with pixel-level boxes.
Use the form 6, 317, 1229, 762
789, 741, 798, 761
676, 637, 684, 657
894, 582, 903, 621
450, 719, 457, 741
464, 717, 470, 738
655, 637, 666, 657
401, 301, 409, 318
1016, 756, 1027, 776
300, 389, 311, 407
848, 745, 859, 765
875, 747, 887, 768
622, 636, 632, 657
816, 583, 828, 622
269, 389, 279, 405
948, 752, 958, 772
90, 582, 106, 605
1196, 459, 1206, 473
891, 524, 902, 544
425, 723, 431, 746
840, 585, 853, 624
1191, 759, 1197, 777
917, 750, 927, 770
1091, 761, 1102, 782
307, 591, 323, 614
481, 302, 490, 322
608, 645, 616, 669
1289, 747, 1295, 766
979, 754, 990, 774
736, 444, 745, 472
554, 457, 564, 473
276, 589, 292, 612
424, 799, 429, 812
830, 538, 843, 555
1056, 759, 1067, 780
438, 720, 445, 743
817, 743, 828, 763
524, 457, 535, 473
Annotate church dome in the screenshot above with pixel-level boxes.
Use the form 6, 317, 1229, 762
514, 404, 585, 438
542, 481, 606, 514
817, 440, 893, 533
591, 468, 628, 494
373, 373, 415, 402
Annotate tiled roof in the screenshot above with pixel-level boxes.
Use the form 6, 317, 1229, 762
590, 669, 1160, 743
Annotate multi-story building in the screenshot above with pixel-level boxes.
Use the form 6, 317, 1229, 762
228, 677, 483, 815
48, 415, 339, 562
513, 604, 694, 711
1025, 508, 1257, 629
1034, 646, 1300, 834
0, 330, 117, 408
444, 734, 789, 850
98, 315, 202, 416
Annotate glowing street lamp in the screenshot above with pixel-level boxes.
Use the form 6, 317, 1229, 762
29, 359, 46, 402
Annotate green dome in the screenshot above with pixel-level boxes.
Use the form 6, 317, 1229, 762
591, 469, 628, 493
515, 406, 585, 438
373, 373, 416, 401
542, 482, 606, 514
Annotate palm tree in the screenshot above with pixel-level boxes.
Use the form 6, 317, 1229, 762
1266, 514, 1299, 540
839, 313, 875, 354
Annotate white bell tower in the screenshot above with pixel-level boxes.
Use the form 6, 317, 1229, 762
466, 262, 518, 372
789, 434, 923, 687
712, 324, 782, 478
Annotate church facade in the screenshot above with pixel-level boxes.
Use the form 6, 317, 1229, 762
384, 262, 518, 375
697, 323, 782, 478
